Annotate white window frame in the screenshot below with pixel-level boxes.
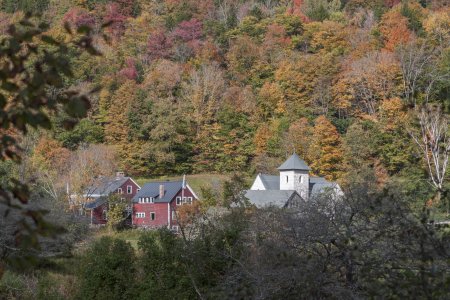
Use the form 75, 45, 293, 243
127, 185, 132, 194
150, 212, 155, 221
176, 197, 182, 205
118, 188, 123, 194
136, 212, 145, 218
187, 197, 193, 204
171, 225, 179, 232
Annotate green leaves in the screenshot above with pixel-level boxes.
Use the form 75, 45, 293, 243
0, 13, 103, 277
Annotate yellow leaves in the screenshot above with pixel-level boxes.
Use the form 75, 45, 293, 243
309, 115, 344, 180
285, 118, 313, 161
105, 80, 137, 144
304, 21, 349, 55
258, 82, 286, 119
378, 97, 407, 131
254, 124, 271, 155
423, 9, 450, 44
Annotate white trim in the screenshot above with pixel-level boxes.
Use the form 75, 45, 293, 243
127, 185, 133, 194
128, 178, 142, 189
150, 212, 156, 221
167, 203, 170, 228
136, 212, 145, 218
185, 184, 199, 199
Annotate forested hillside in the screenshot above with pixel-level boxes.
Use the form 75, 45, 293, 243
0, 1, 450, 298
0, 0, 447, 181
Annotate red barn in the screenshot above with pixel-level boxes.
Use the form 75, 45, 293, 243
84, 173, 141, 225
132, 180, 198, 231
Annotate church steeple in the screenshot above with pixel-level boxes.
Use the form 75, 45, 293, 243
279, 153, 310, 199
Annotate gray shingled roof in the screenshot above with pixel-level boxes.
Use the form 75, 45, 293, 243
132, 181, 183, 203
259, 174, 280, 190
278, 153, 311, 171
83, 176, 131, 196
245, 190, 299, 208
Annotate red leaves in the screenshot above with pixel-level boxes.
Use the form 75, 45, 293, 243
173, 18, 203, 42
63, 7, 96, 29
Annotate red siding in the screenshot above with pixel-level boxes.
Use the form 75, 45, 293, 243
92, 203, 108, 224
117, 178, 140, 204
132, 186, 197, 229
88, 177, 140, 225
133, 202, 170, 228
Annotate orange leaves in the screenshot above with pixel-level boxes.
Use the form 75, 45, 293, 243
33, 137, 71, 172
379, 9, 412, 52
176, 201, 201, 226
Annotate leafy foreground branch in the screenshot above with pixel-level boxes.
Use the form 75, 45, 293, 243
0, 14, 101, 276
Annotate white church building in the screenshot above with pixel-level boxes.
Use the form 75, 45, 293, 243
245, 153, 342, 208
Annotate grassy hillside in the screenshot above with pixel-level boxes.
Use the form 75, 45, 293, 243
135, 173, 231, 198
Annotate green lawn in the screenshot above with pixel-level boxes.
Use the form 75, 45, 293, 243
135, 173, 230, 199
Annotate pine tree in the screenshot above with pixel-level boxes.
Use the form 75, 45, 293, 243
309, 116, 344, 180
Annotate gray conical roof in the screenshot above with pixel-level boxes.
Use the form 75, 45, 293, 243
278, 153, 311, 171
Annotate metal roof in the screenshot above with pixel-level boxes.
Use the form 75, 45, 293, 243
245, 190, 299, 208
277, 153, 311, 171
83, 176, 131, 197
259, 174, 280, 190
132, 181, 183, 203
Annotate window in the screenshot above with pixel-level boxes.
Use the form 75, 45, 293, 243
136, 212, 145, 218
150, 212, 155, 221
172, 210, 177, 220
150, 197, 154, 203
102, 209, 107, 220
127, 185, 132, 194
286, 176, 288, 183
187, 197, 193, 204
137, 188, 141, 192
299, 176, 303, 183
118, 188, 123, 194
176, 197, 182, 205
171, 225, 179, 232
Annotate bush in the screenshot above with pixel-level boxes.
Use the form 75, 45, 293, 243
76, 237, 136, 300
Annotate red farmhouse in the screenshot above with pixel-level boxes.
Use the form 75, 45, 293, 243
84, 172, 141, 224
132, 180, 198, 231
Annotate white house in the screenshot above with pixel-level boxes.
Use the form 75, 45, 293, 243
246, 153, 342, 208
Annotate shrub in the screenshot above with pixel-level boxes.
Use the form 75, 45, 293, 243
76, 237, 136, 300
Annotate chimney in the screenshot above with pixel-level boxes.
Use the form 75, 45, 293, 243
116, 171, 125, 178
159, 184, 165, 198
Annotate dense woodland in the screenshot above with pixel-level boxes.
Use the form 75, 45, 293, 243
0, 0, 449, 299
